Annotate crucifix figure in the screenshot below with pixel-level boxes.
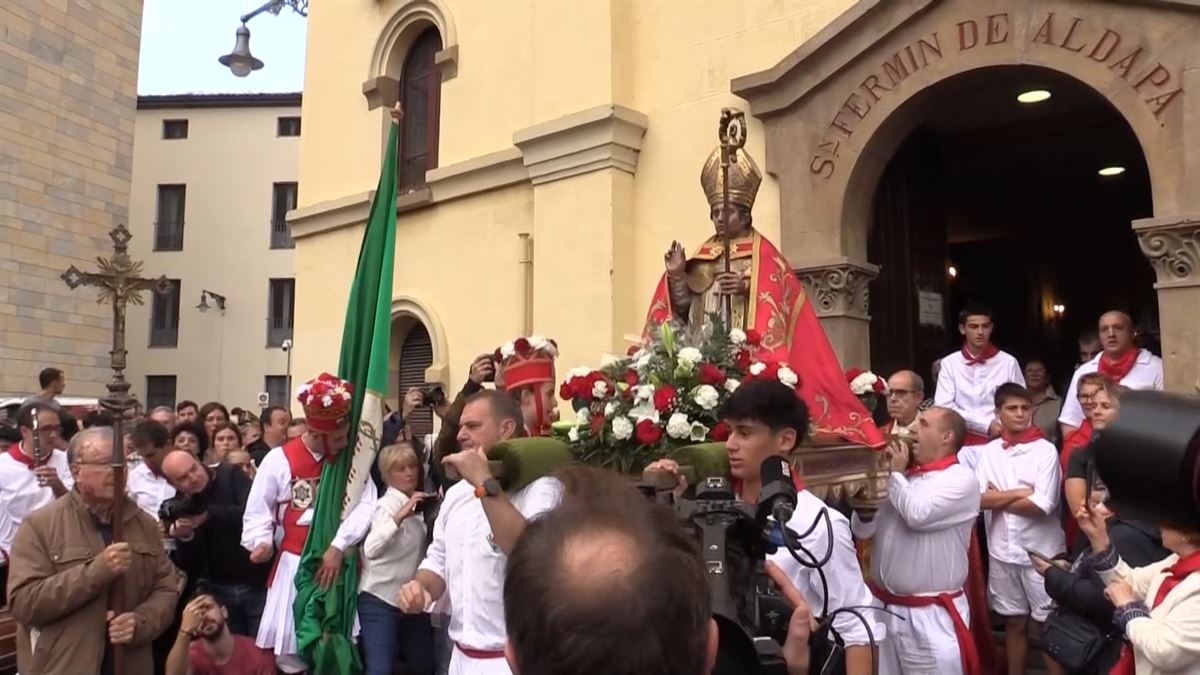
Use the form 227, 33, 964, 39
62, 223, 171, 673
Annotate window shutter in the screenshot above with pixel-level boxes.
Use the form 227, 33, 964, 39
398, 323, 435, 440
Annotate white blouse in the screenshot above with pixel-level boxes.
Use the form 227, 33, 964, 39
359, 487, 427, 608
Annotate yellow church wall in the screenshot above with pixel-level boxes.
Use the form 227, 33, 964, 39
293, 0, 855, 393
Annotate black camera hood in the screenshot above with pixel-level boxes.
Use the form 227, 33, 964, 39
1093, 391, 1200, 529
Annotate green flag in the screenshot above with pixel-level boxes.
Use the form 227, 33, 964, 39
293, 118, 399, 674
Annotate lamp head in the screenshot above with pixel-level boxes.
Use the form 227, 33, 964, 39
218, 24, 264, 78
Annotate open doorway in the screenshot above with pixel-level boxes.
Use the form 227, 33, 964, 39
867, 65, 1156, 390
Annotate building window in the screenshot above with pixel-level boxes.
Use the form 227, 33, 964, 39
162, 119, 188, 139
149, 279, 181, 347
277, 116, 301, 136
154, 184, 186, 251
271, 182, 297, 249
267, 278, 295, 347
398, 29, 442, 192
265, 375, 289, 408
398, 323, 435, 440
146, 376, 177, 409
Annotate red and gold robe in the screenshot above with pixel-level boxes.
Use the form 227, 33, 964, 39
645, 230, 884, 448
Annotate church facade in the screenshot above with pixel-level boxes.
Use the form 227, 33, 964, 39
291, 0, 1200, 405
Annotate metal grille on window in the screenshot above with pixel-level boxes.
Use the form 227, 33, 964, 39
271, 182, 297, 249
150, 280, 181, 347
268, 279, 295, 347
398, 29, 442, 192
155, 185, 186, 251
265, 376, 289, 408
398, 323, 435, 441
146, 376, 177, 409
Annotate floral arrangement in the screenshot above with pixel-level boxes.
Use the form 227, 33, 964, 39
557, 319, 802, 474
845, 367, 886, 413
297, 372, 354, 415
493, 335, 559, 361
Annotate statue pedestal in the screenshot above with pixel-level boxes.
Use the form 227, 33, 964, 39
792, 441, 888, 513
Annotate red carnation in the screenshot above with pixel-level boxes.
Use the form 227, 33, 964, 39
872, 377, 886, 394
514, 338, 531, 356
623, 369, 639, 387
559, 382, 574, 402
760, 362, 782, 381
636, 419, 663, 445
710, 421, 730, 442
845, 367, 864, 384
745, 329, 762, 346
735, 349, 751, 369
699, 363, 725, 386
493, 348, 503, 363
653, 384, 677, 412
591, 414, 606, 435
627, 344, 640, 357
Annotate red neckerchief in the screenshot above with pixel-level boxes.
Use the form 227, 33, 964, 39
961, 342, 999, 366
8, 443, 44, 470
1001, 426, 1044, 449
907, 454, 958, 477
1153, 550, 1200, 608
1098, 348, 1137, 382
733, 465, 806, 504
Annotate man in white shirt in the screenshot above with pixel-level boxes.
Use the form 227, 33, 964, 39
399, 390, 563, 675
126, 419, 177, 520
1059, 310, 1163, 438
0, 403, 73, 588
975, 384, 1065, 675
935, 305, 1025, 446
242, 373, 378, 673
852, 406, 980, 674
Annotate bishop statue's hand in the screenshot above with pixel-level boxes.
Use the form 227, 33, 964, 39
664, 241, 686, 277
714, 271, 745, 296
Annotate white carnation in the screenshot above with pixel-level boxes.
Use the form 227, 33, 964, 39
592, 380, 609, 399
724, 378, 741, 393
611, 416, 633, 440
850, 372, 878, 395
575, 407, 590, 425
500, 342, 516, 359
634, 384, 655, 402
729, 328, 746, 345
528, 335, 547, 350
689, 421, 710, 442
749, 362, 766, 376
777, 366, 799, 388
666, 412, 692, 439
677, 347, 703, 366
604, 401, 617, 416
321, 394, 333, 407
566, 366, 592, 381
628, 404, 659, 424
568, 426, 580, 442
692, 384, 720, 411
636, 353, 652, 371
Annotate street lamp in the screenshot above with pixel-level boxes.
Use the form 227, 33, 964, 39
196, 290, 227, 314
218, 0, 307, 78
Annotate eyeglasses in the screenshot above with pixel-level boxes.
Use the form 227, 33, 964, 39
35, 424, 63, 434
72, 460, 115, 467
887, 389, 918, 398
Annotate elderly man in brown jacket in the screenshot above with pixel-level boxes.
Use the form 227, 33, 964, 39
7, 426, 181, 675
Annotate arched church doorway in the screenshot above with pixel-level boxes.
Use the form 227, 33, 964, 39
390, 317, 435, 440
866, 65, 1156, 390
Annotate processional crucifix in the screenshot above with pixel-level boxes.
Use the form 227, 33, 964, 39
62, 224, 172, 673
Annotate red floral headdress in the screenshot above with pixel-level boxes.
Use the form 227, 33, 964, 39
296, 372, 353, 433
493, 336, 559, 393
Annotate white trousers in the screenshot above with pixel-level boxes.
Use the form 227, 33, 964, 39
449, 646, 512, 675
876, 594, 969, 675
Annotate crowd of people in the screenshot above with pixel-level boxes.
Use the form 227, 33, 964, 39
0, 301, 1196, 675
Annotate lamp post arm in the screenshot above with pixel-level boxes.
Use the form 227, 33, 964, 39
240, 0, 282, 24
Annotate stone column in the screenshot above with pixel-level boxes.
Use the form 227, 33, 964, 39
793, 257, 880, 368
1134, 214, 1200, 393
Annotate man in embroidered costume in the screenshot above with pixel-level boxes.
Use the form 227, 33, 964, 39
644, 144, 883, 447
494, 336, 559, 437
241, 373, 378, 673
852, 406, 982, 674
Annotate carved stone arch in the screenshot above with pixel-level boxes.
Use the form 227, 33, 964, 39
363, 0, 458, 110
389, 296, 450, 408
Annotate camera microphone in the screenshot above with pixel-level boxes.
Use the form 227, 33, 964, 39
756, 456, 797, 528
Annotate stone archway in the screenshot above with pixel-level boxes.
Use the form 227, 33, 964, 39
734, 0, 1200, 389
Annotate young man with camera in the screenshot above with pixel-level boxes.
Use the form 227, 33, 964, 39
127, 419, 178, 521
647, 378, 884, 675
851, 406, 982, 674
161, 450, 270, 638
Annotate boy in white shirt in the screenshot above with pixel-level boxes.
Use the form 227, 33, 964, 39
975, 383, 1065, 675
935, 305, 1025, 446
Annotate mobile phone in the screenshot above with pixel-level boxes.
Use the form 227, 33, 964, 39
415, 494, 441, 515
1025, 548, 1054, 565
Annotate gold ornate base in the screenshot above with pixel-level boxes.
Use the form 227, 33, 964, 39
791, 441, 889, 512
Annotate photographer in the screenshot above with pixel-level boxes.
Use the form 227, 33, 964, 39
504, 466, 813, 675
647, 379, 883, 675
161, 449, 269, 637
127, 419, 176, 520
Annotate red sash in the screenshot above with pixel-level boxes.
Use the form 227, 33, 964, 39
454, 643, 505, 659
961, 343, 999, 366
268, 438, 323, 586
1098, 349, 1137, 382
870, 583, 980, 675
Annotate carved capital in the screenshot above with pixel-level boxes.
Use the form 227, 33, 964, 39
793, 257, 880, 320
1134, 214, 1200, 289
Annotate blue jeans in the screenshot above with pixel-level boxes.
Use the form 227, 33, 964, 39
358, 591, 435, 675
210, 582, 267, 638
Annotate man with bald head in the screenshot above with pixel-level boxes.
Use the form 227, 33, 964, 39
884, 370, 925, 438
162, 449, 269, 637
852, 406, 982, 674
8, 427, 181, 675
1059, 310, 1163, 437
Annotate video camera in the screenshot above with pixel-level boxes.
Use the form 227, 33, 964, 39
641, 451, 851, 675
158, 491, 208, 528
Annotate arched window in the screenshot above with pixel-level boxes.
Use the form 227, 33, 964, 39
398, 29, 443, 192
398, 322, 435, 441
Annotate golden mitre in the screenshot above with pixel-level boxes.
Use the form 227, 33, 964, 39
700, 146, 763, 210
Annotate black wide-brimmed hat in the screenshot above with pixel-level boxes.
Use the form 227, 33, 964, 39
1094, 391, 1200, 529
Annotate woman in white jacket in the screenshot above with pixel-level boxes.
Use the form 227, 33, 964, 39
1077, 502, 1200, 674
358, 442, 434, 675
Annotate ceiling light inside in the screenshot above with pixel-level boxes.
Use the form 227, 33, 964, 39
1017, 89, 1051, 104
1098, 165, 1126, 177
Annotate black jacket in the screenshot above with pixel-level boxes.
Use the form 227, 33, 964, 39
1043, 518, 1167, 673
175, 463, 271, 587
